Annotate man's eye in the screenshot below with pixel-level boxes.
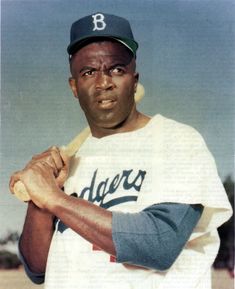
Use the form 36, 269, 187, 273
83, 70, 95, 76
111, 67, 125, 75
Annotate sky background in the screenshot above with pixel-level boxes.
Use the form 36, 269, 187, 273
1, 0, 234, 237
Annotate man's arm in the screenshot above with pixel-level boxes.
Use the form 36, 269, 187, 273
112, 203, 203, 270
9, 148, 117, 256
50, 193, 116, 254
19, 198, 203, 284
47, 195, 203, 270
19, 202, 54, 275
9, 147, 67, 282
10, 147, 203, 276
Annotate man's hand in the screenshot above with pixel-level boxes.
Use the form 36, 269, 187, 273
28, 146, 69, 188
9, 146, 69, 209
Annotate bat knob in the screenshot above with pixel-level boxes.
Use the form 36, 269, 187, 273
13, 181, 31, 202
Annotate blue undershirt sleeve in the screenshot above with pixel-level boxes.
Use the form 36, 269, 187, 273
18, 240, 45, 284
112, 203, 203, 271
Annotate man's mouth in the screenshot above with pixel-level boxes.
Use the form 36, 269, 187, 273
97, 99, 117, 109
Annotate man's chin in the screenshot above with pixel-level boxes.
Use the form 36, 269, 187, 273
89, 116, 128, 131
100, 110, 135, 129
88, 113, 120, 127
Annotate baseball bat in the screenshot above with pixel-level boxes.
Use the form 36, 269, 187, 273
12, 83, 145, 202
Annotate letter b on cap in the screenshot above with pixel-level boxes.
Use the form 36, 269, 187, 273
92, 13, 106, 31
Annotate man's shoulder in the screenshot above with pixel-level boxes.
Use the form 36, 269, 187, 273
152, 114, 206, 148
154, 114, 202, 136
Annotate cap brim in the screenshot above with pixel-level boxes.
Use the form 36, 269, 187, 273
67, 35, 138, 56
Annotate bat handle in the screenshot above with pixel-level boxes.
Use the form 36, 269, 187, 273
13, 181, 31, 202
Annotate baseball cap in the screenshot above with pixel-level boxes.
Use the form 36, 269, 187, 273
67, 12, 138, 56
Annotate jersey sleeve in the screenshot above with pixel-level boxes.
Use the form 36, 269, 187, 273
136, 120, 232, 237
112, 203, 203, 270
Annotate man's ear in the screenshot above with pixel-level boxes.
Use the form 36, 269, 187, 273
134, 72, 139, 93
69, 77, 78, 99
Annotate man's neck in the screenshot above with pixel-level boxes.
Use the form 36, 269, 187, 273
89, 111, 150, 139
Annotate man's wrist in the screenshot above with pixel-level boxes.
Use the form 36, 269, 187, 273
45, 189, 69, 214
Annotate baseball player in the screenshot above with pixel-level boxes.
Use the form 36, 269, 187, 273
10, 13, 232, 289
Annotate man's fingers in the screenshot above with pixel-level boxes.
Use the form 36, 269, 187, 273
10, 146, 69, 199
50, 147, 70, 185
59, 149, 70, 165
31, 157, 58, 174
11, 161, 59, 206
30, 146, 65, 177
50, 149, 64, 170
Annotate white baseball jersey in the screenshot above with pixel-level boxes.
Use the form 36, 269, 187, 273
44, 114, 232, 289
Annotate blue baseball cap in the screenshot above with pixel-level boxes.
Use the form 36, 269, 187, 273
67, 12, 138, 56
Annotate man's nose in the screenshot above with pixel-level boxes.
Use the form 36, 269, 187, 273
95, 72, 114, 91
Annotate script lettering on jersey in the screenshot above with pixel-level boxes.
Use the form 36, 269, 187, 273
78, 169, 146, 209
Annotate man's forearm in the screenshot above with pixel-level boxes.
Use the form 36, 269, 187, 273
20, 202, 54, 273
48, 194, 116, 256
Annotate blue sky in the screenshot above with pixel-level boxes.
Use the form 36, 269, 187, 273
1, 0, 234, 236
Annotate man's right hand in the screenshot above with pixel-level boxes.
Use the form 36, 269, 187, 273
9, 146, 70, 195
28, 146, 69, 189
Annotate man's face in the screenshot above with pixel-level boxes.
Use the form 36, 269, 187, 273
69, 41, 139, 134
